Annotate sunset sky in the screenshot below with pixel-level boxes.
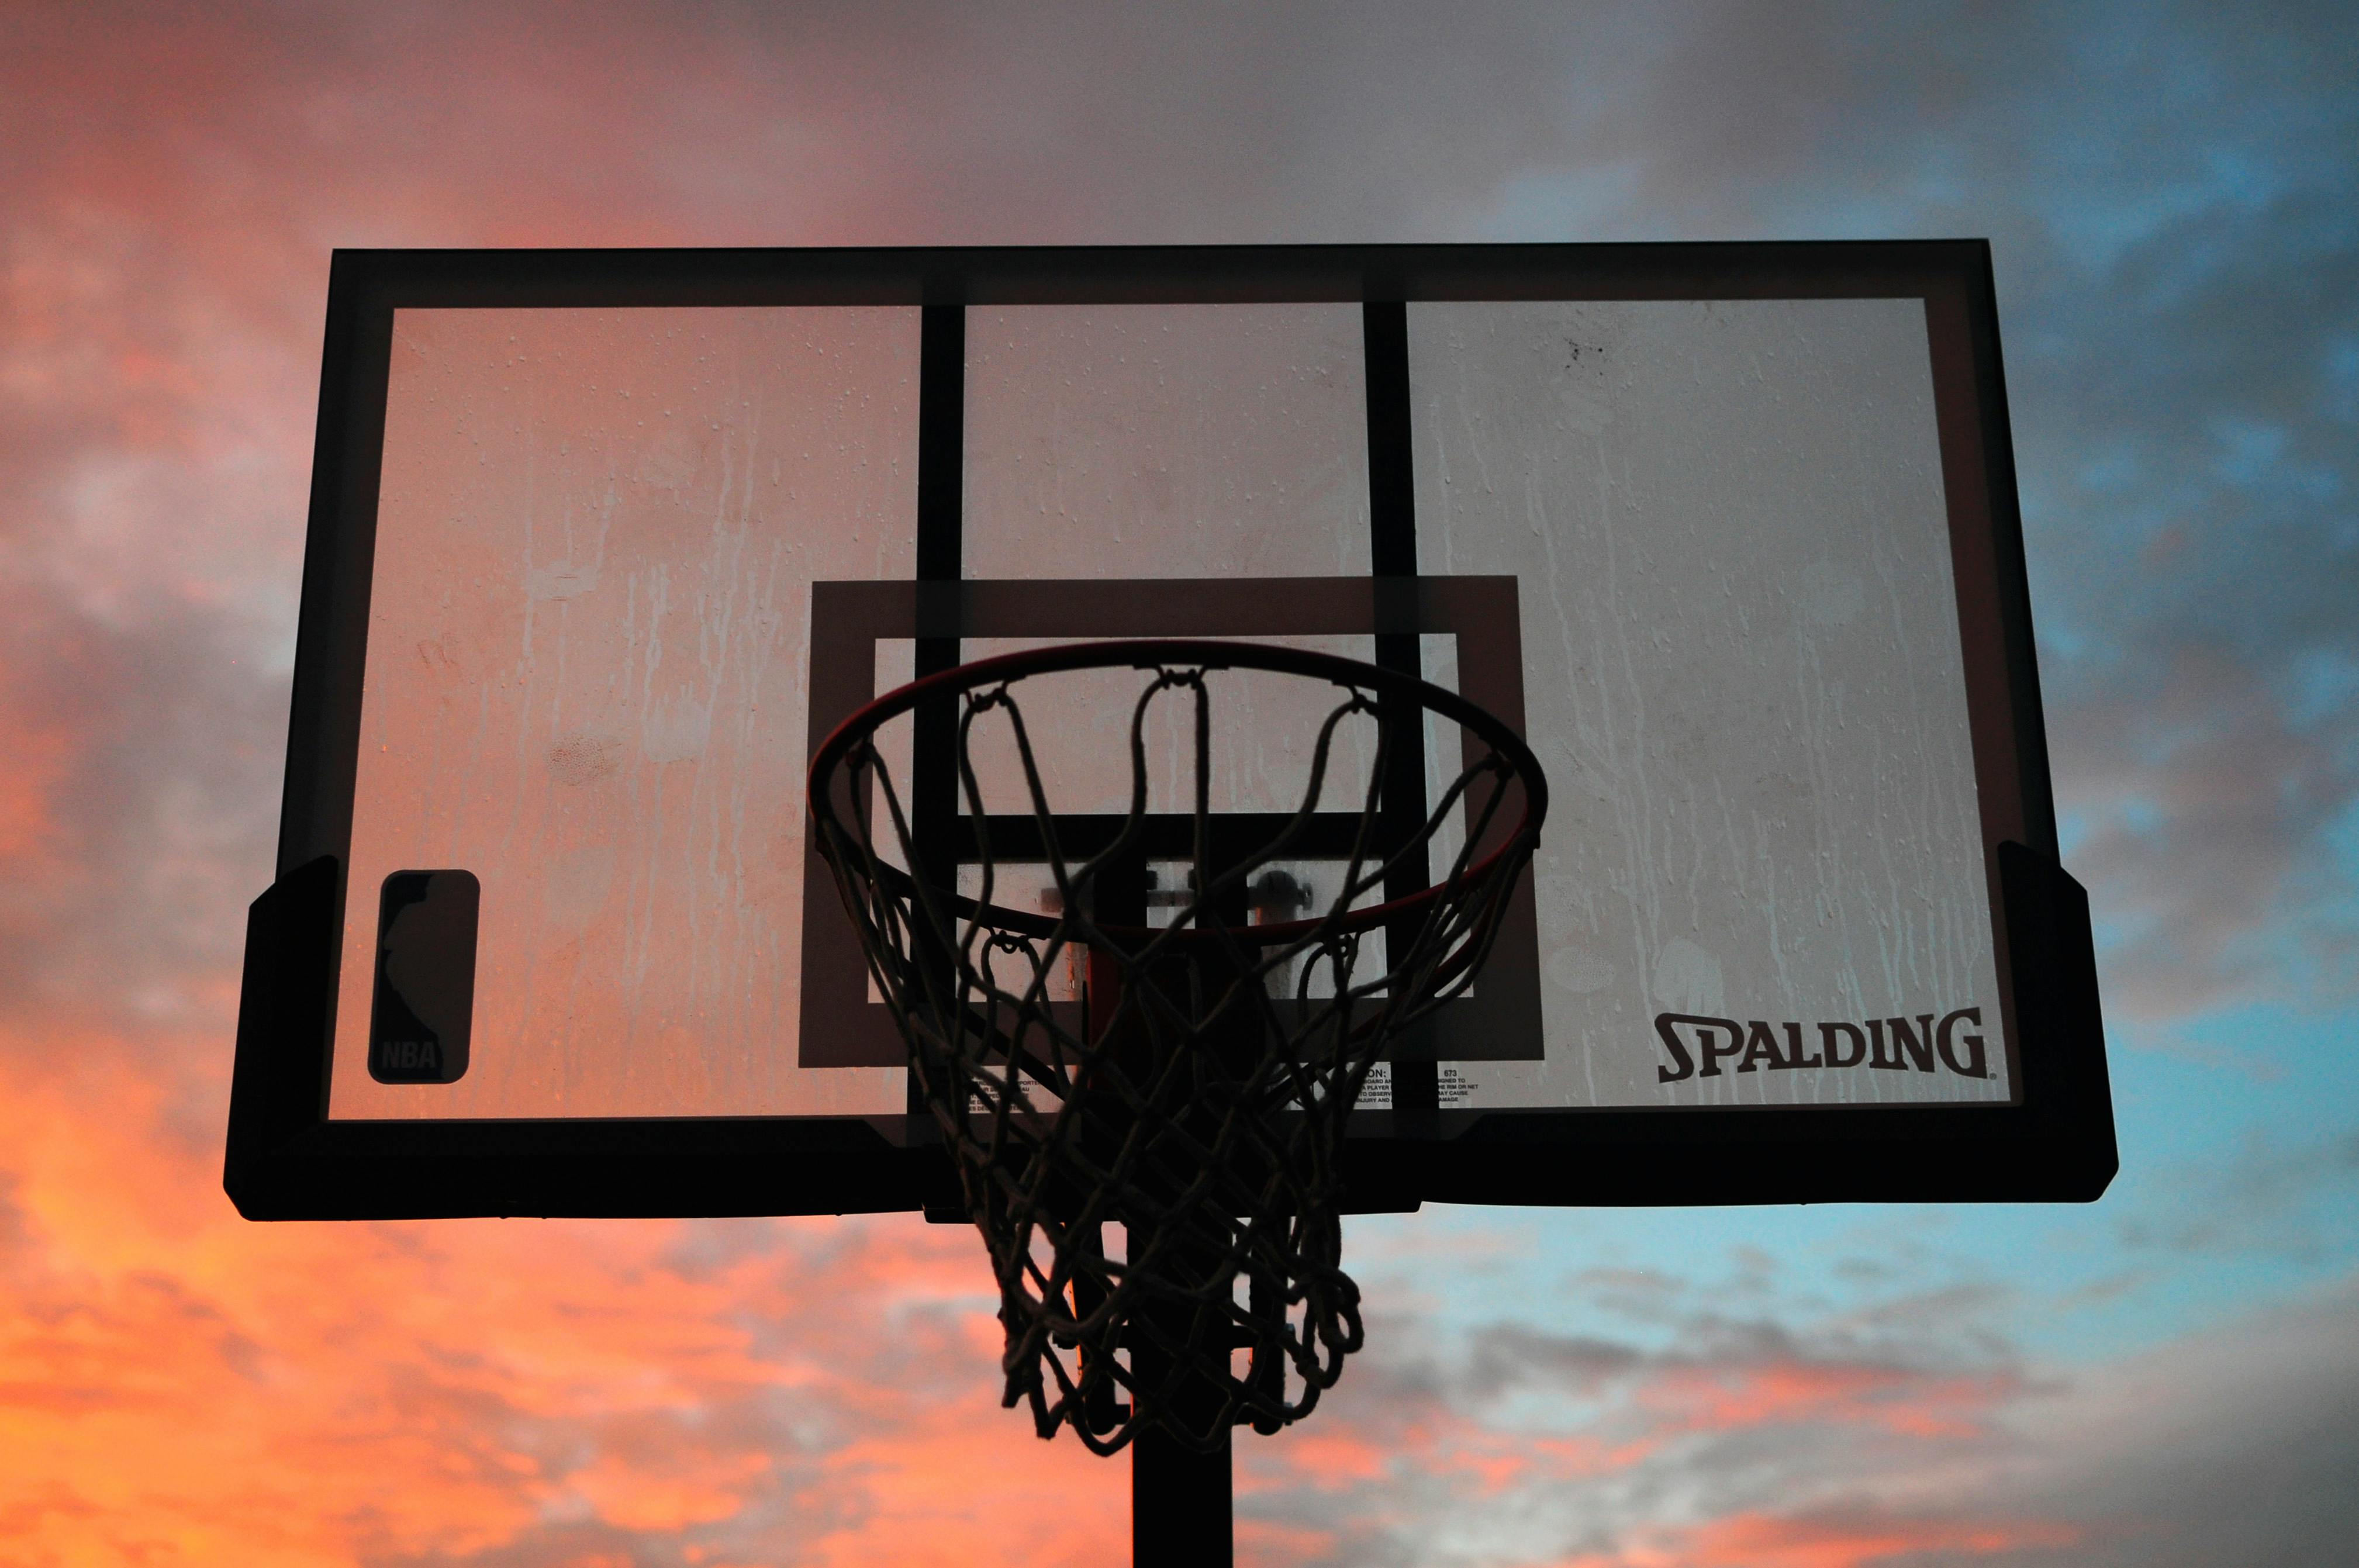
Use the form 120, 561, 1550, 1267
4, 4, 2357, 1565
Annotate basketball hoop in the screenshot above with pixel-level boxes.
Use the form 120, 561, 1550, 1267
808, 638, 1546, 1455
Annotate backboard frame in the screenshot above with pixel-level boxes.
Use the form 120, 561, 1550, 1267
226, 242, 2113, 1221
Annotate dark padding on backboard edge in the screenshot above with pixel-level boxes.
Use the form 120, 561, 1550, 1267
224, 855, 340, 1210
1997, 841, 2118, 1195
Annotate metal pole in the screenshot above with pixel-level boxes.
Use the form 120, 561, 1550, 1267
1096, 841, 1235, 1565
1132, 1425, 1232, 1567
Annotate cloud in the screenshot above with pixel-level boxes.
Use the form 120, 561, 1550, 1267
2058, 649, 2359, 1016
1971, 1275, 2359, 1568
0, 4, 2355, 1565
1221, 1265, 2359, 1568
1439, 0, 2359, 1021
0, 1015, 1126, 1567
2117, 1123, 2359, 1259
0, 585, 284, 1051
1596, 1510, 2081, 1568
1220, 1276, 2044, 1566
5, 0, 2352, 1047
4, 1021, 2350, 1568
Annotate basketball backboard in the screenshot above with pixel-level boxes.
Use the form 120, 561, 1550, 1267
226, 243, 2113, 1220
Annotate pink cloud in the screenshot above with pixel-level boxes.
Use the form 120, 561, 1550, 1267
0, 7, 2353, 1567
1639, 1360, 2017, 1441
1553, 1510, 2080, 1568
1677, 1510, 2080, 1568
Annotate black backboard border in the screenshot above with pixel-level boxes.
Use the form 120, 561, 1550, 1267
227, 242, 2113, 1220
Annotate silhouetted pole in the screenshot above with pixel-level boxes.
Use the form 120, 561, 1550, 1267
1132, 1425, 1232, 1566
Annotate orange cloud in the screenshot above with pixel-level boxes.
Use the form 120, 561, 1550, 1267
0, 1013, 1139, 1567
3, 8, 2347, 1567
